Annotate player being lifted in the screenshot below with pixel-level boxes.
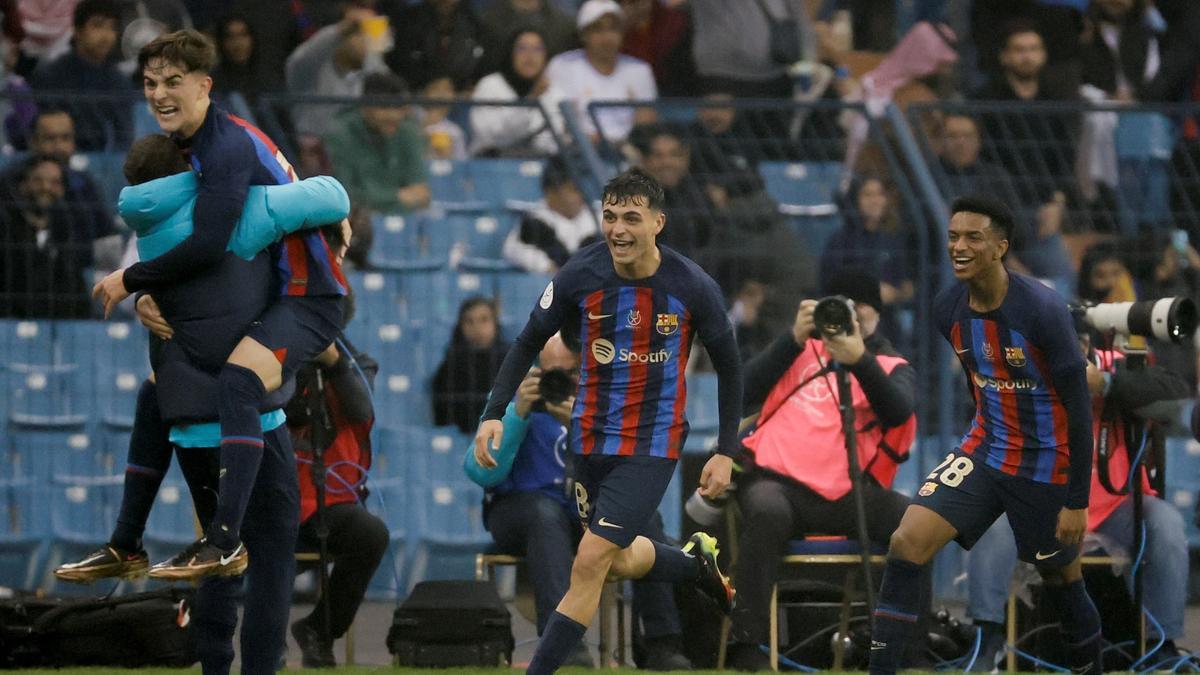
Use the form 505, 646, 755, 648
868, 195, 1101, 674
474, 168, 742, 675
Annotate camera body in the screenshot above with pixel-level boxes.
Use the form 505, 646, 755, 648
813, 295, 856, 337
531, 367, 575, 412
1071, 297, 1197, 344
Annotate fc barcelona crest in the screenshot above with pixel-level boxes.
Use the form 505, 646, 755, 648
655, 313, 679, 336
1004, 346, 1026, 368
918, 481, 938, 497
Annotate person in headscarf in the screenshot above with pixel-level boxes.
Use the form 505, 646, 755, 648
469, 27, 563, 157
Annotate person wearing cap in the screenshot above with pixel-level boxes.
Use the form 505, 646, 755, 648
544, 0, 657, 144
726, 267, 920, 671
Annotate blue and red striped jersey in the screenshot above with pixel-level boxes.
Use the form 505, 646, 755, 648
934, 272, 1086, 485
527, 242, 731, 459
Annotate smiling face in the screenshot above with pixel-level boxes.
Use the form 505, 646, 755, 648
33, 112, 76, 164
947, 210, 1008, 281
602, 194, 664, 277
21, 160, 65, 212
643, 134, 689, 189
512, 31, 547, 80
143, 58, 212, 137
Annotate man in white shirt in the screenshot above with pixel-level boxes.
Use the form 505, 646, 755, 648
502, 156, 598, 273
544, 0, 657, 144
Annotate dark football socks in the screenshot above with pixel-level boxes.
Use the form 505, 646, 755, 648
1044, 579, 1102, 673
210, 363, 267, 551
527, 610, 587, 675
869, 558, 924, 675
641, 540, 699, 582
111, 380, 171, 552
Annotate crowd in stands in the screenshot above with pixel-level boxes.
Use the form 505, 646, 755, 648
0, 0, 1199, 380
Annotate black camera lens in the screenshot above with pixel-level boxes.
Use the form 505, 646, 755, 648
538, 368, 575, 405
813, 296, 854, 336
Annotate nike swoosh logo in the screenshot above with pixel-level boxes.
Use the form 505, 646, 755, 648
955, 347, 970, 354
1035, 550, 1059, 561
588, 312, 613, 320
597, 517, 623, 529
219, 545, 244, 566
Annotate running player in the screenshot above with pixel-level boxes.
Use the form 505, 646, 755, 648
868, 194, 1101, 674
474, 168, 743, 674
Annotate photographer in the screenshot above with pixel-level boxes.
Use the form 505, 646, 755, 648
726, 269, 919, 671
462, 334, 691, 670
285, 335, 389, 668
965, 323, 1193, 668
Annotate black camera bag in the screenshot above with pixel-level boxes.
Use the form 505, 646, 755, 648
387, 580, 513, 667
0, 587, 196, 668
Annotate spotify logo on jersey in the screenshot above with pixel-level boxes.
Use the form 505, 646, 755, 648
591, 338, 616, 364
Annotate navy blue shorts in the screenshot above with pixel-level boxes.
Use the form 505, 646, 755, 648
572, 454, 676, 548
914, 449, 1077, 567
246, 295, 344, 381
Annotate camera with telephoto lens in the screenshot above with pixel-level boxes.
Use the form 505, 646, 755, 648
533, 368, 575, 412
1071, 297, 1198, 343
813, 295, 856, 336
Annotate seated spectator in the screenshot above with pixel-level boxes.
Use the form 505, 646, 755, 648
686, 0, 815, 99
964, 325, 1192, 670
935, 113, 1073, 291
432, 296, 509, 433
545, 0, 657, 145
0, 36, 36, 151
419, 75, 467, 160
2, 109, 114, 244
1131, 230, 1200, 389
502, 156, 596, 273
1079, 0, 1160, 103
16, 0, 74, 69
211, 14, 283, 108
971, 20, 1079, 215
385, 0, 485, 92
286, 335, 389, 669
0, 156, 93, 318
285, 6, 387, 138
821, 176, 913, 307
971, 0, 1084, 90
470, 28, 564, 158
619, 0, 694, 96
725, 269, 920, 671
462, 334, 692, 670
636, 124, 712, 258
479, 0, 576, 74
30, 0, 133, 150
323, 72, 431, 214
1077, 240, 1135, 304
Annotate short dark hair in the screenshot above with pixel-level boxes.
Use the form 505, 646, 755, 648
951, 194, 1015, 242
363, 72, 409, 97
21, 155, 62, 182
74, 0, 120, 30
541, 155, 575, 191
139, 29, 218, 76
124, 134, 189, 184
602, 167, 665, 211
1000, 19, 1042, 50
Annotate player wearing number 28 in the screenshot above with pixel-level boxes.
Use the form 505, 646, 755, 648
868, 195, 1101, 675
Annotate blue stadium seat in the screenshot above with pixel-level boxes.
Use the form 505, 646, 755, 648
7, 429, 92, 481
1165, 436, 1200, 548
400, 268, 494, 325
759, 161, 842, 207
370, 426, 411, 480
685, 373, 719, 433
49, 478, 122, 546
462, 209, 518, 259
0, 478, 49, 589
348, 270, 404, 326
789, 213, 843, 257
364, 476, 411, 597
87, 321, 150, 429
145, 464, 198, 550
494, 270, 553, 325
368, 212, 428, 269
1, 319, 55, 367
8, 363, 91, 428
427, 159, 473, 202
468, 159, 545, 205
409, 425, 473, 485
